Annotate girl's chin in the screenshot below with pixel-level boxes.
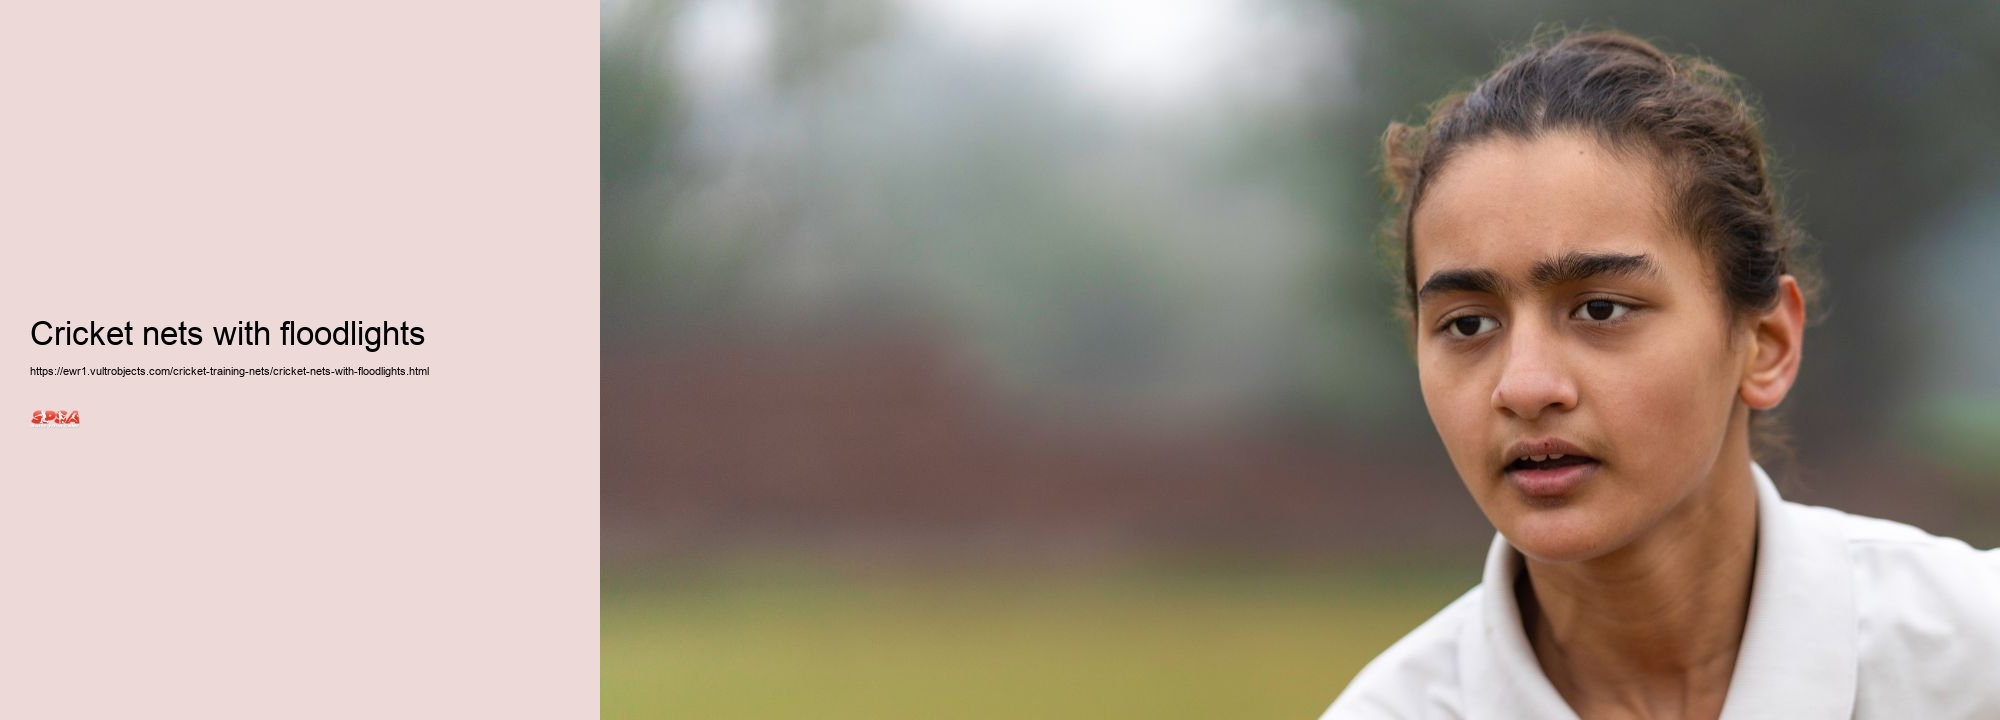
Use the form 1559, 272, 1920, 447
1495, 508, 1630, 564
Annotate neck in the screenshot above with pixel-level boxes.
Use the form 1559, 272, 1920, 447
1517, 446, 1760, 718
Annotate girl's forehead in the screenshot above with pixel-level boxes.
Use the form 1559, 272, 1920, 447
1411, 132, 1693, 276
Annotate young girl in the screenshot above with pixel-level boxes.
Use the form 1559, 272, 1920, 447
1322, 30, 2000, 719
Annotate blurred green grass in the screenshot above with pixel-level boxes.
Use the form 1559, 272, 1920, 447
603, 558, 1473, 719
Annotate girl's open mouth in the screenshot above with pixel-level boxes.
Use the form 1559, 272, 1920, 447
1504, 454, 1600, 498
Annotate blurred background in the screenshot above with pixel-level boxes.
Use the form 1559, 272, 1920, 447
602, 1, 2000, 716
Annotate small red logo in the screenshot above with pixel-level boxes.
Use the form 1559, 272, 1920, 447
31, 410, 80, 425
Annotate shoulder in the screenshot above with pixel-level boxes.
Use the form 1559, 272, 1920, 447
1786, 498, 1999, 595
1789, 499, 1999, 621
1318, 585, 1481, 720
1785, 500, 2000, 712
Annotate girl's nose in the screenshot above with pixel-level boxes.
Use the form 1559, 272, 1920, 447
1491, 324, 1578, 420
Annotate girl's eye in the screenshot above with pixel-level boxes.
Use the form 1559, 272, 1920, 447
1574, 299, 1632, 322
1445, 315, 1499, 338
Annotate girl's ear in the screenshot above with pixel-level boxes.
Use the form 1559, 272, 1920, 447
1740, 275, 1806, 410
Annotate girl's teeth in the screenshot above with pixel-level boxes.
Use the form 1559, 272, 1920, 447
1549, 454, 1564, 460
1530, 454, 1548, 462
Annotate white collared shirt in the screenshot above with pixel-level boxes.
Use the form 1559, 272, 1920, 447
1321, 462, 2000, 719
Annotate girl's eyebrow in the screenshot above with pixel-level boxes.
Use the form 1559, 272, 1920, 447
1416, 268, 1507, 305
1418, 251, 1659, 307
1530, 251, 1659, 286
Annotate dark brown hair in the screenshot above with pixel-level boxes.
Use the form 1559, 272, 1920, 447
1382, 28, 1820, 462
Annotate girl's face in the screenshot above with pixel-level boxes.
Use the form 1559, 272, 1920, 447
1409, 131, 1757, 563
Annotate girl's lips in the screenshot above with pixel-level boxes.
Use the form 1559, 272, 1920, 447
1507, 458, 1599, 498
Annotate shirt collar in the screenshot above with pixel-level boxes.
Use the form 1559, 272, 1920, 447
1458, 462, 1857, 719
